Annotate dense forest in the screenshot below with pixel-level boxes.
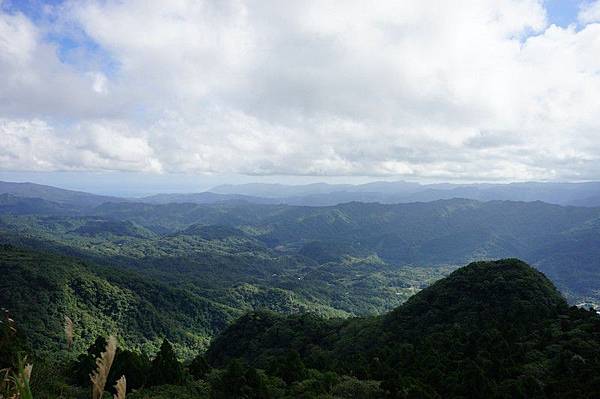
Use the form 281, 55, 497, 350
3, 258, 600, 398
3, 194, 600, 305
0, 242, 443, 357
3, 184, 600, 397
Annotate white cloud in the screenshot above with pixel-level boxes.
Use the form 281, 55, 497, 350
1, 0, 600, 181
0, 8, 122, 118
579, 0, 600, 23
0, 118, 162, 172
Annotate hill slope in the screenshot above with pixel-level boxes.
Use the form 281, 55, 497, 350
0, 181, 122, 208
0, 244, 234, 356
89, 199, 600, 302
0, 235, 446, 357
207, 259, 600, 398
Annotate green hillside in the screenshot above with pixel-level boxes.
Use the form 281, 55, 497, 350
3, 255, 600, 398
4, 198, 600, 303
207, 259, 600, 398
0, 244, 234, 356
0, 240, 444, 358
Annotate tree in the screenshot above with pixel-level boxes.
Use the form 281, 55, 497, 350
72, 336, 108, 386
210, 359, 247, 399
273, 350, 307, 384
148, 339, 183, 386
111, 349, 151, 391
210, 359, 277, 399
189, 353, 211, 380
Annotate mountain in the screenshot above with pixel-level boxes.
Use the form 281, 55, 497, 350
210, 182, 358, 198
5, 196, 600, 303
178, 224, 250, 240
140, 192, 276, 205
209, 181, 600, 207
70, 219, 156, 238
0, 180, 124, 208
5, 179, 600, 396
8, 179, 600, 208
207, 259, 567, 366
207, 259, 600, 398
78, 199, 600, 302
0, 193, 77, 215
0, 224, 445, 357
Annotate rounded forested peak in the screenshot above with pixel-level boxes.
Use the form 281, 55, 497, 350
384, 258, 568, 336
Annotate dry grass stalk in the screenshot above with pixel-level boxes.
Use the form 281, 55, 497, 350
22, 364, 32, 385
64, 316, 73, 351
90, 336, 117, 399
113, 375, 126, 399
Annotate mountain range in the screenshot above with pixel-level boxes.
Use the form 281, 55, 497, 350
4, 180, 600, 397
6, 179, 600, 207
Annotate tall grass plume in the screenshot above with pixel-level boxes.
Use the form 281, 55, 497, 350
64, 316, 73, 351
90, 336, 117, 399
113, 375, 126, 399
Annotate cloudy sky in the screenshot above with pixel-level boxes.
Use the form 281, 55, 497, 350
2, 0, 600, 193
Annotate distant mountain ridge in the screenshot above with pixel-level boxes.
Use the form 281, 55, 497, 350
6, 179, 600, 207
208, 181, 600, 206
0, 180, 125, 208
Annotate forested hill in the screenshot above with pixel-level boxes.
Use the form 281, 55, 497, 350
0, 181, 123, 208
0, 242, 444, 357
4, 188, 600, 396
4, 197, 600, 303
207, 259, 600, 398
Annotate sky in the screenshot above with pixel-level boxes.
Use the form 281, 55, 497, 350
2, 0, 600, 194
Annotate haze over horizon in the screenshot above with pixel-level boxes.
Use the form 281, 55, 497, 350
4, 170, 600, 197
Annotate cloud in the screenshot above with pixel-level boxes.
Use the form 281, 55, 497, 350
0, 7, 123, 118
0, 118, 162, 172
579, 0, 600, 23
1, 0, 600, 181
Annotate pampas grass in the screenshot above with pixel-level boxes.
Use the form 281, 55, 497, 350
6, 357, 34, 399
90, 336, 117, 399
113, 375, 126, 399
64, 316, 73, 351
22, 364, 32, 385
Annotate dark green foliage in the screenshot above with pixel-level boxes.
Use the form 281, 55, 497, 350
5, 196, 600, 304
189, 353, 211, 380
382, 259, 567, 338
298, 240, 358, 263
72, 336, 107, 386
111, 349, 151, 391
149, 339, 184, 386
0, 245, 237, 357
207, 259, 600, 398
72, 337, 151, 392
70, 219, 155, 238
271, 350, 307, 384
209, 359, 281, 399
127, 381, 210, 399
0, 308, 28, 369
0, 236, 443, 358
5, 188, 600, 397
